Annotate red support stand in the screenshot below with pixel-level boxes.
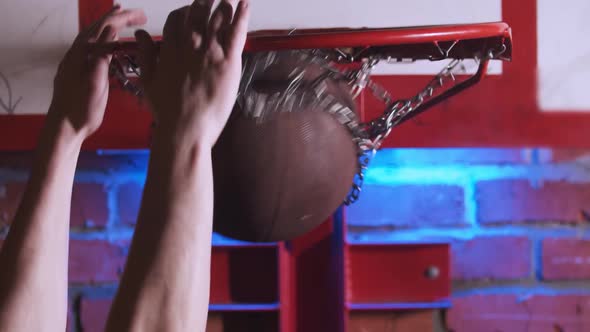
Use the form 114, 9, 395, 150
206, 208, 450, 331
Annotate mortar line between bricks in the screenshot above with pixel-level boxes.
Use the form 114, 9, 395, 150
105, 182, 119, 231
451, 281, 590, 296
533, 238, 542, 280
347, 224, 590, 243
0, 169, 146, 185
530, 148, 541, 165
364, 163, 590, 185
74, 171, 146, 184
69, 284, 119, 298
522, 148, 535, 164
463, 179, 478, 227
69, 228, 135, 241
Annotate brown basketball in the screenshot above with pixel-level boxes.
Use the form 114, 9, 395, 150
212, 56, 359, 242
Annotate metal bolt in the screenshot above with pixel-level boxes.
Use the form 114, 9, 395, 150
425, 266, 440, 280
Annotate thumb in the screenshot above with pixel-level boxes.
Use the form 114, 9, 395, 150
134, 29, 157, 88
88, 25, 116, 79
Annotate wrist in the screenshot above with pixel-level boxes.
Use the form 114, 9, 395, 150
42, 113, 85, 152
47, 102, 101, 142
152, 119, 216, 152
148, 128, 212, 187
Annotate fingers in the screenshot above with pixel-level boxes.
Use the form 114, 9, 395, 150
82, 8, 147, 64
214, 1, 235, 53
135, 29, 158, 85
226, 1, 250, 58
163, 7, 190, 50
96, 25, 116, 55
188, 0, 214, 37
79, 5, 121, 41
206, 6, 226, 59
95, 9, 148, 39
82, 7, 147, 44
88, 25, 116, 81
164, 0, 248, 60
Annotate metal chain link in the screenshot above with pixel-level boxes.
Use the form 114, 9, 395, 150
365, 58, 466, 149
342, 60, 467, 204
306, 46, 505, 205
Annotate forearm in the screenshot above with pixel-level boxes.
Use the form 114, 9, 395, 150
0, 117, 83, 332
107, 129, 214, 332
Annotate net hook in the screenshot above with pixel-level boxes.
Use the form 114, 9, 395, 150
434, 40, 459, 59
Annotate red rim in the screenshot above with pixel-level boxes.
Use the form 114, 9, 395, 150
244, 22, 512, 52
103, 22, 511, 59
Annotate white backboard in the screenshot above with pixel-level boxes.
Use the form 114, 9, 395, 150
119, 0, 503, 75
0, 0, 78, 115
1, 0, 506, 115
537, 0, 590, 112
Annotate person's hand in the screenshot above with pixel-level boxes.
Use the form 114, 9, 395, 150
135, 0, 250, 148
49, 6, 147, 139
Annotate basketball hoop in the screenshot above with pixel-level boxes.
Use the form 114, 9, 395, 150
103, 22, 512, 206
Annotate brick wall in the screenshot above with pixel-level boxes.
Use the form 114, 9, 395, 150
348, 148, 590, 331
1, 148, 590, 331
0, 152, 148, 332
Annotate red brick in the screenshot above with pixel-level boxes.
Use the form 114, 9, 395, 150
452, 237, 531, 280
476, 180, 590, 224
447, 294, 590, 332
117, 182, 143, 226
80, 298, 112, 332
347, 184, 465, 227
71, 183, 109, 228
348, 310, 434, 332
0, 182, 25, 225
0, 182, 109, 228
69, 240, 128, 283
526, 295, 590, 331
542, 238, 590, 280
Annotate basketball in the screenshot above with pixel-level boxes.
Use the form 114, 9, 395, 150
211, 52, 359, 242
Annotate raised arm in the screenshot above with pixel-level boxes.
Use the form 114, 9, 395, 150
0, 7, 146, 332
105, 1, 249, 331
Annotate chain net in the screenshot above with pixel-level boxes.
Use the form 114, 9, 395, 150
236, 48, 487, 205
111, 43, 502, 205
